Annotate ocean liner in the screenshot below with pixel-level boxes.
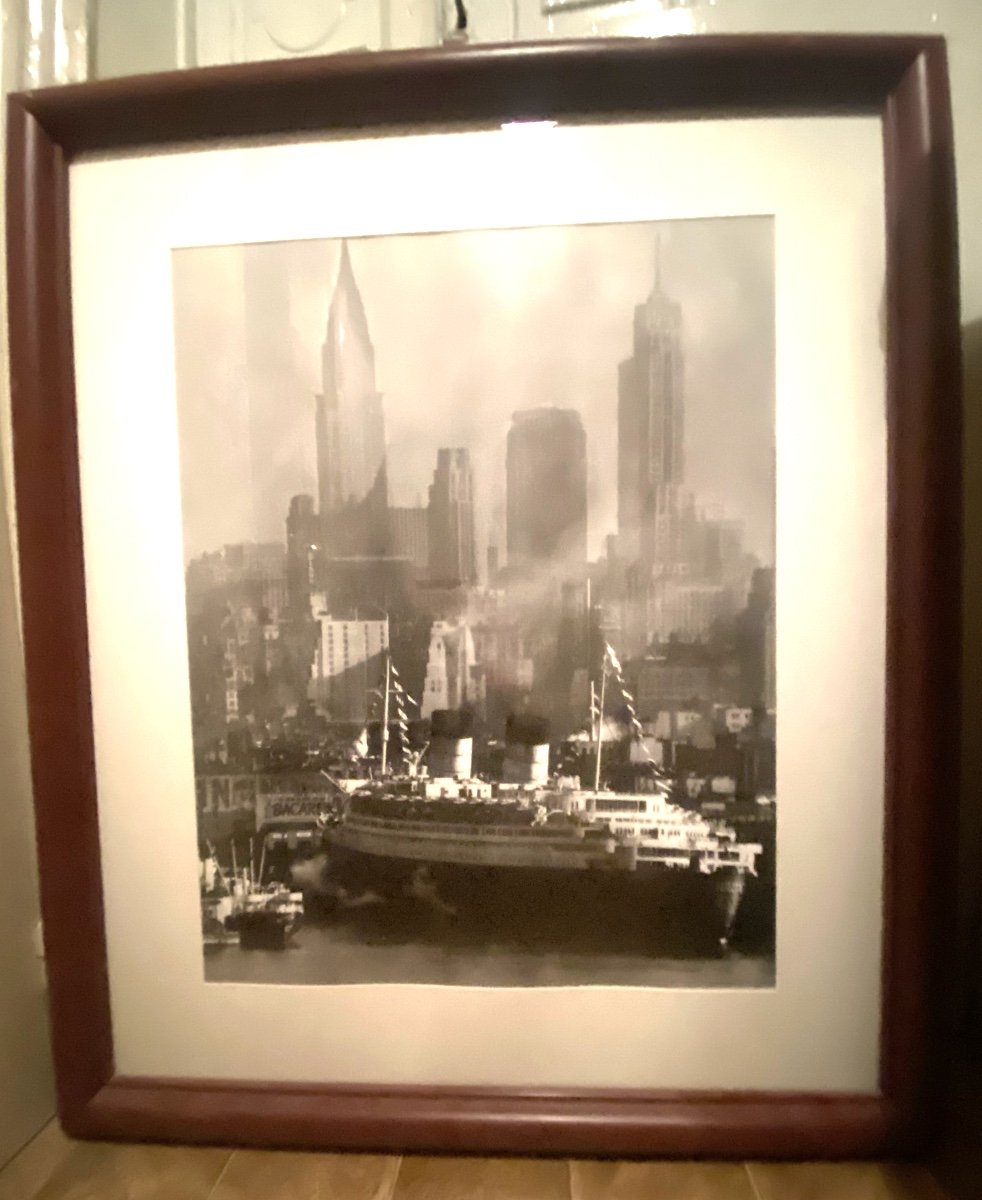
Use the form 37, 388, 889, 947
314, 683, 762, 954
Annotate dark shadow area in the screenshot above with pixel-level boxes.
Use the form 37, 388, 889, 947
935, 317, 982, 1197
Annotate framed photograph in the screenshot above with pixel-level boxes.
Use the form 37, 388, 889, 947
6, 36, 960, 1156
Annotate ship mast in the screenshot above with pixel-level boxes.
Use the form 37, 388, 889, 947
593, 655, 607, 793
590, 681, 598, 745
380, 652, 391, 775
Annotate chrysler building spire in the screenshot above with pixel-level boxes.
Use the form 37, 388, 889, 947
315, 240, 390, 556
327, 240, 373, 362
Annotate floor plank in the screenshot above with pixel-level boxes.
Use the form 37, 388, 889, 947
209, 1148, 401, 1200
571, 1159, 757, 1199
746, 1162, 949, 1200
392, 1156, 571, 1200
0, 1121, 75, 1200
0, 1132, 952, 1200
28, 1140, 231, 1200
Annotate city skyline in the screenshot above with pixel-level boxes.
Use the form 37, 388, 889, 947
179, 219, 776, 746
174, 217, 775, 571
181, 217, 778, 984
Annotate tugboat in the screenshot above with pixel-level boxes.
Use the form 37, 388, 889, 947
200, 845, 304, 952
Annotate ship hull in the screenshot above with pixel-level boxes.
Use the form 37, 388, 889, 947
319, 840, 747, 956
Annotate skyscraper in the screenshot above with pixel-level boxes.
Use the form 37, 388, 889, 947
244, 245, 309, 545
420, 621, 482, 718
285, 494, 319, 618
617, 239, 685, 561
308, 601, 389, 721
315, 241, 389, 556
735, 567, 775, 709
428, 448, 477, 586
389, 506, 429, 575
506, 407, 587, 573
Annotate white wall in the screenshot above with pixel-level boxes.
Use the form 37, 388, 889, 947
0, 487, 54, 1166
0, 0, 83, 1166
94, 0, 182, 75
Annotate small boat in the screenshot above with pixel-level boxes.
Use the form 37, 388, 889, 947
201, 893, 240, 952
201, 849, 304, 952
222, 886, 305, 950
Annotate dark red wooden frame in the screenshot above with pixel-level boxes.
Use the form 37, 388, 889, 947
5, 36, 961, 1158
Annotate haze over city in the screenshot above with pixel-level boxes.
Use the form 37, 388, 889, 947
173, 217, 774, 572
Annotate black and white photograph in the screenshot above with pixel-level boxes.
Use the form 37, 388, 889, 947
177, 216, 777, 988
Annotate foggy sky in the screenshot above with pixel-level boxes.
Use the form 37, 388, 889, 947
172, 217, 775, 571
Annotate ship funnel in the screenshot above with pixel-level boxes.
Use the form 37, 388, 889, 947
503, 714, 550, 784
429, 709, 474, 778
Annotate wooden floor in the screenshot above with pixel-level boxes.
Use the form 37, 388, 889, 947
0, 1121, 950, 1200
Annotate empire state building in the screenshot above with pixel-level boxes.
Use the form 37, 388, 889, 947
315, 241, 390, 557
614, 236, 750, 654
617, 241, 685, 562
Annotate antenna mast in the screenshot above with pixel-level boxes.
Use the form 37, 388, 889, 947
380, 653, 391, 775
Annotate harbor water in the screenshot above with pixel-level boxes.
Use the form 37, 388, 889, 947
204, 921, 775, 988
